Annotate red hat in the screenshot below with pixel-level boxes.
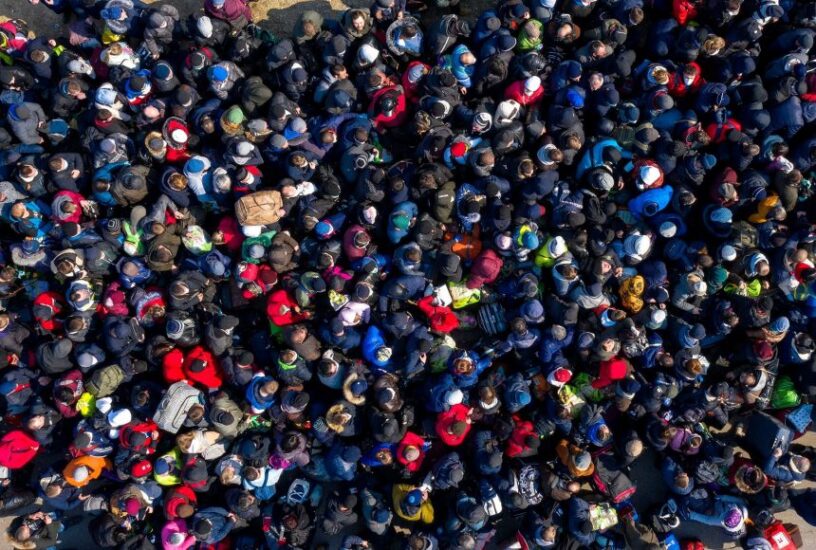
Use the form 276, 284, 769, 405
237, 262, 259, 283
450, 141, 468, 159
550, 367, 573, 385
131, 459, 153, 478
592, 358, 628, 388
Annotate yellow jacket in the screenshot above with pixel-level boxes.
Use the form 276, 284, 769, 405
392, 484, 434, 523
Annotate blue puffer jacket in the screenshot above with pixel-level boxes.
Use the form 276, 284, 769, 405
425, 373, 458, 413
575, 138, 628, 181
245, 374, 279, 413
628, 185, 674, 220
448, 350, 491, 388
362, 325, 393, 371
441, 44, 475, 88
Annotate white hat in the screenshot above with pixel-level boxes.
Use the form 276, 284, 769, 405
638, 165, 661, 188
107, 408, 132, 428
548, 236, 567, 257
358, 43, 380, 64
651, 308, 667, 325
196, 16, 213, 38
659, 221, 677, 238
72, 466, 90, 482
633, 235, 650, 256
171, 129, 188, 144
242, 224, 262, 237
236, 141, 253, 157
95, 397, 113, 414
495, 100, 520, 124
720, 244, 737, 262
692, 280, 708, 295
495, 234, 513, 250
524, 76, 542, 94
445, 388, 464, 406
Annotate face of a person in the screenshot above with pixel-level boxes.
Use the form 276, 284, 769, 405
352, 17, 365, 31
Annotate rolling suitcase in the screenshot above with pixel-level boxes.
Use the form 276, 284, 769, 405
743, 411, 792, 461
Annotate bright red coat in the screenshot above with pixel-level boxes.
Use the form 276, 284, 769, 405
165, 484, 198, 520
0, 430, 39, 469
33, 291, 65, 333
435, 403, 471, 446
504, 80, 545, 107
506, 415, 538, 457
183, 346, 223, 389
267, 289, 310, 326
417, 296, 460, 333
396, 431, 427, 473
672, 0, 699, 25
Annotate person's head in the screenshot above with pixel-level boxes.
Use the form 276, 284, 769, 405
351, 11, 366, 31
187, 404, 205, 422
260, 380, 279, 396
14, 525, 31, 542
403, 445, 421, 461
44, 483, 62, 498
243, 466, 260, 482
460, 51, 477, 65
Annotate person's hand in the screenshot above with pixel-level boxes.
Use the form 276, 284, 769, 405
78, 494, 90, 501
773, 447, 784, 458
227, 512, 238, 522
47, 39, 56, 48
43, 514, 52, 525
459, 86, 468, 95
70, 170, 80, 178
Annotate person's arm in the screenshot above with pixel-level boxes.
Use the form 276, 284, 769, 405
686, 508, 724, 527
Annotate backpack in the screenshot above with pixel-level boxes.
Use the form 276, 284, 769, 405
770, 375, 801, 410
732, 221, 759, 251
0, 430, 39, 469
478, 303, 507, 335
85, 364, 125, 397
517, 464, 544, 506
235, 190, 283, 226
592, 454, 637, 504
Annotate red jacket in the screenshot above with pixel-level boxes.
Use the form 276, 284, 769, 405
396, 431, 427, 473
369, 86, 409, 131
165, 485, 198, 520
119, 421, 159, 455
0, 430, 39, 469
435, 404, 471, 446
267, 290, 310, 326
183, 346, 223, 389
504, 80, 545, 107
164, 119, 191, 163
672, 0, 699, 25
667, 63, 704, 97
506, 415, 538, 458
33, 291, 66, 333
401, 61, 430, 104
417, 296, 460, 333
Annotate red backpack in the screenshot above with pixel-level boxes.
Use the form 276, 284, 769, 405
0, 430, 40, 469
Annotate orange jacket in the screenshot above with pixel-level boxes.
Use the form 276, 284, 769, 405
63, 455, 111, 487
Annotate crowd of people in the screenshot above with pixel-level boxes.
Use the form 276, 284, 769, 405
0, 0, 814, 547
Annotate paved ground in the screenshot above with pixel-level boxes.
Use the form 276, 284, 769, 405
2, 0, 816, 548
